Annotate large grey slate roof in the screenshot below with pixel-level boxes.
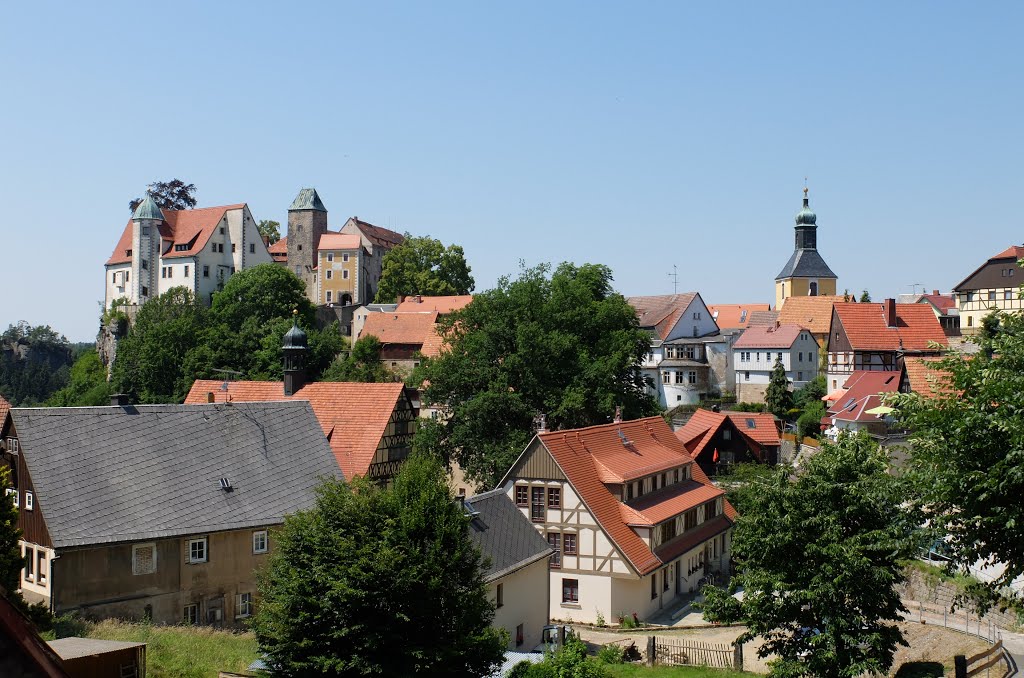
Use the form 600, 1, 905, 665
465, 489, 552, 582
11, 402, 342, 549
775, 248, 838, 280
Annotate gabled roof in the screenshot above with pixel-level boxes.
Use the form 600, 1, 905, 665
395, 295, 473, 314
360, 311, 439, 346
833, 302, 947, 352
626, 294, 697, 340
106, 204, 247, 265
674, 409, 780, 460
747, 310, 780, 328
724, 412, 781, 446
708, 304, 771, 330
954, 245, 1024, 291
776, 248, 837, 280
419, 325, 446, 358
918, 293, 956, 314
345, 217, 404, 250
776, 295, 845, 335
732, 323, 807, 349
828, 370, 901, 423
10, 402, 341, 549
519, 416, 733, 576
268, 237, 288, 262
289, 188, 327, 212
464, 489, 552, 582
318, 233, 362, 251
992, 244, 1024, 261
185, 381, 406, 480
903, 357, 953, 396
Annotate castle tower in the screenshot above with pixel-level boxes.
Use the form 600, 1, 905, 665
282, 314, 308, 397
287, 188, 328, 299
131, 195, 163, 304
775, 188, 837, 309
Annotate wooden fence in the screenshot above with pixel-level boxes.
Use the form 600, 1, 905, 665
646, 636, 742, 670
954, 640, 1011, 678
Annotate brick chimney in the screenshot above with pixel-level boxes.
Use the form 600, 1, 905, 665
884, 298, 897, 328
932, 290, 939, 296
613, 406, 622, 423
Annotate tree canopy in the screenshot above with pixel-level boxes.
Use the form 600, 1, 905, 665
129, 179, 197, 213
47, 348, 112, 407
859, 290, 872, 303
251, 453, 505, 677
111, 265, 344, 403
414, 262, 658, 487
257, 220, 281, 245
320, 335, 398, 383
701, 433, 918, 678
891, 309, 1024, 606
0, 467, 22, 597
0, 322, 74, 406
374, 234, 475, 303
764, 357, 792, 418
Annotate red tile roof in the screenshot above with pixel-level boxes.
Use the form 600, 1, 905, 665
419, 325, 446, 358
747, 310, 780, 327
185, 380, 406, 479
318, 233, 362, 250
535, 416, 732, 576
904, 357, 953, 396
732, 323, 806, 349
0, 396, 10, 426
348, 218, 404, 250
776, 296, 846, 335
674, 409, 780, 461
708, 304, 771, 330
360, 311, 439, 346
724, 412, 781, 446
918, 293, 956, 314
268, 237, 288, 262
828, 371, 901, 423
106, 204, 246, 266
674, 409, 726, 457
992, 245, 1024, 261
627, 294, 698, 340
395, 295, 473, 314
833, 302, 947, 352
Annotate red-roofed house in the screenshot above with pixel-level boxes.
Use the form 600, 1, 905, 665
360, 311, 440, 373
917, 291, 960, 337
954, 245, 1024, 334
825, 300, 947, 392
104, 199, 272, 309
627, 294, 724, 407
185, 380, 415, 482
674, 409, 782, 476
395, 295, 473, 314
823, 370, 904, 439
732, 323, 819, 403
708, 304, 771, 331
498, 415, 735, 624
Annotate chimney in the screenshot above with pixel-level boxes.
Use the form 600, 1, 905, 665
415, 295, 422, 303
398, 295, 406, 304
110, 393, 130, 407
206, 392, 215, 403
613, 406, 622, 423
534, 413, 547, 433
884, 298, 897, 328
932, 290, 939, 296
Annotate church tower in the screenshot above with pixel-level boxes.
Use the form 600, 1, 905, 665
775, 188, 838, 309
131, 195, 163, 304
282, 314, 308, 397
286, 188, 329, 300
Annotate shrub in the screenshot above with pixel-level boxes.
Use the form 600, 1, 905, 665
594, 610, 606, 627
597, 644, 625, 664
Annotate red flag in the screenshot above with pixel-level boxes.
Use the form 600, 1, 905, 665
712, 448, 719, 463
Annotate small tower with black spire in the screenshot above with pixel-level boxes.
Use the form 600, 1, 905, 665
282, 310, 308, 396
775, 187, 838, 309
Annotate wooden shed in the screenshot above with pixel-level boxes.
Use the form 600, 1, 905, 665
48, 637, 146, 678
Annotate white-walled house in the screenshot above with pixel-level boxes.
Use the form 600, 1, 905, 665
104, 197, 272, 309
465, 489, 553, 651
628, 294, 723, 406
732, 323, 818, 403
499, 416, 735, 625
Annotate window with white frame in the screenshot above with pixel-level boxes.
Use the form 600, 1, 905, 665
187, 537, 208, 564
674, 371, 684, 384
24, 491, 33, 511
342, 270, 349, 279
24, 546, 33, 581
253, 530, 268, 554
326, 290, 333, 303
184, 603, 199, 625
5, 488, 17, 508
132, 543, 157, 575
37, 551, 46, 584
327, 253, 334, 262
236, 592, 253, 618
687, 371, 697, 384
342, 253, 349, 262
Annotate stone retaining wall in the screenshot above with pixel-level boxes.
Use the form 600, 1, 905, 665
898, 566, 1022, 631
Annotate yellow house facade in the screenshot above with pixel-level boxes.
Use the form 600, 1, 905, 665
954, 244, 1024, 334
315, 233, 364, 306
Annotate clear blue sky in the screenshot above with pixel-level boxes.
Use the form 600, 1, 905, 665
2, 2, 1021, 341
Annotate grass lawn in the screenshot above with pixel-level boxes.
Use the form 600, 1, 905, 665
63, 619, 259, 678
605, 665, 757, 678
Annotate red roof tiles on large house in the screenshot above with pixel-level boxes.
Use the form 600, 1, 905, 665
674, 409, 780, 461
904, 356, 953, 396
708, 304, 771, 330
106, 204, 247, 266
526, 416, 734, 576
732, 323, 807, 350
776, 295, 846, 336
184, 380, 407, 480
992, 245, 1024, 261
318, 233, 362, 250
833, 302, 947, 351
395, 295, 473, 314
360, 311, 439, 346
828, 370, 901, 423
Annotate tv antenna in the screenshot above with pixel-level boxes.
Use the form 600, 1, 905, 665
667, 264, 678, 294
213, 368, 243, 394
908, 283, 923, 296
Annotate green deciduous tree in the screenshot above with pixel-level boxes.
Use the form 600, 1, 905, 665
374, 235, 475, 303
764, 357, 793, 419
257, 220, 281, 245
701, 433, 918, 678
793, 375, 826, 410
414, 262, 659, 488
129, 179, 197, 213
891, 309, 1024, 606
47, 348, 112, 406
796, 400, 826, 440
0, 467, 23, 596
251, 453, 504, 677
859, 290, 872, 303
320, 335, 398, 383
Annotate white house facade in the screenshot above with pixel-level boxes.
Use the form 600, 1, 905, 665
732, 324, 818, 403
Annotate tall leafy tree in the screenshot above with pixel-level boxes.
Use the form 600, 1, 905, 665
0, 467, 23, 597
320, 335, 398, 383
415, 262, 658, 487
128, 179, 197, 212
764, 356, 793, 418
47, 348, 111, 406
891, 309, 1024, 607
257, 219, 281, 245
702, 433, 919, 677
252, 453, 505, 677
374, 234, 475, 303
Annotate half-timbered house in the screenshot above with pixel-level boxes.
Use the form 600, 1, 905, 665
674, 409, 782, 477
498, 415, 735, 625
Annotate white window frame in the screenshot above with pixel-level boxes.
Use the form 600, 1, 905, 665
187, 537, 208, 564
342, 253, 349, 262
184, 603, 199, 625
252, 530, 268, 554
342, 269, 350, 280
236, 592, 253, 618
326, 269, 333, 280
132, 542, 158, 575
327, 253, 334, 262
24, 491, 33, 511
326, 290, 333, 303
5, 488, 17, 508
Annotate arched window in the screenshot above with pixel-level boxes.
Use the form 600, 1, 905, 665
809, 281, 818, 296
